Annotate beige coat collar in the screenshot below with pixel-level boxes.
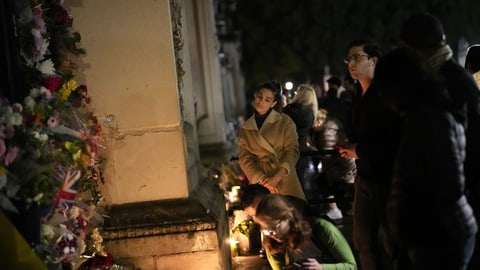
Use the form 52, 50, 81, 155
242, 110, 283, 156
243, 110, 282, 130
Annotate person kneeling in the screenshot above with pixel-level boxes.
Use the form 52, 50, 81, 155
255, 194, 357, 270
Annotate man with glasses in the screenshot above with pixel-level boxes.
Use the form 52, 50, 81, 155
338, 40, 403, 270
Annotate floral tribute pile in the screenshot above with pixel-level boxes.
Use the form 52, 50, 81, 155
0, 0, 115, 268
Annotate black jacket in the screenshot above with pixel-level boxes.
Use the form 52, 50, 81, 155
283, 103, 314, 153
349, 82, 403, 184
439, 59, 480, 208
388, 108, 477, 245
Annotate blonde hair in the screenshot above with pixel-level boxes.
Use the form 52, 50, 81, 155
315, 109, 328, 127
292, 84, 318, 119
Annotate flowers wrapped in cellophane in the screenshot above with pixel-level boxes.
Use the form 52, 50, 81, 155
0, 0, 109, 266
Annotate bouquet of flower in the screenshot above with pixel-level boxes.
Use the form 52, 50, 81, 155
0, 0, 107, 266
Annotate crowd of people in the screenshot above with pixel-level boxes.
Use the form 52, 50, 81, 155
236, 11, 480, 270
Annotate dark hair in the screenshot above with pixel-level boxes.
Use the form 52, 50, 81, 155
239, 184, 270, 210
466, 45, 480, 73
346, 39, 382, 59
375, 47, 449, 112
327, 76, 342, 86
255, 194, 312, 254
256, 80, 284, 112
399, 12, 446, 49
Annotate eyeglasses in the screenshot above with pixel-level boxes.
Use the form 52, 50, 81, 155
344, 54, 369, 64
261, 220, 282, 236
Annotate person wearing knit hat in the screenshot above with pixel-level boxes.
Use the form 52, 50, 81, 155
399, 12, 480, 270
399, 12, 446, 49
465, 44, 480, 88
399, 12, 452, 71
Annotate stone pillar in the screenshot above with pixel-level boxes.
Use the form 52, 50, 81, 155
68, 1, 230, 269
184, 0, 229, 147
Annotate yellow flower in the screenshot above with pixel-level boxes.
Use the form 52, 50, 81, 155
57, 79, 78, 101
72, 149, 82, 162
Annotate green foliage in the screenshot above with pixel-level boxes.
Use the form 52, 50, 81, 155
232, 219, 255, 237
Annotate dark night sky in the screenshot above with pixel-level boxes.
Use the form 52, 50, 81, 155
228, 0, 480, 89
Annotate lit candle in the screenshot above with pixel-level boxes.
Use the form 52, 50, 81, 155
229, 237, 239, 257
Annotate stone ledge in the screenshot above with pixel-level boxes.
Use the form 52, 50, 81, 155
102, 198, 217, 240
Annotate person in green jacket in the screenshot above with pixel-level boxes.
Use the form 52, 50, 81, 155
255, 194, 356, 270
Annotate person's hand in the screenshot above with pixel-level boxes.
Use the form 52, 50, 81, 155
299, 258, 323, 270
259, 177, 279, 193
336, 143, 358, 159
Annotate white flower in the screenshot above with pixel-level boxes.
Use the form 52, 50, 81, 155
39, 133, 48, 142
40, 224, 56, 241
36, 59, 56, 75
4, 112, 22, 126
11, 103, 22, 113
24, 96, 36, 112
38, 40, 49, 61
29, 88, 41, 97
31, 28, 42, 39
40, 86, 52, 100
31, 131, 49, 143
2, 106, 12, 115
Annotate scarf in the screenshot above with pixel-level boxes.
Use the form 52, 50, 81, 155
426, 45, 453, 71
255, 108, 272, 130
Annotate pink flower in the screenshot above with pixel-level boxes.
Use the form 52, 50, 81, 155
32, 5, 42, 17
4, 146, 19, 166
47, 112, 60, 128
32, 6, 47, 33
11, 103, 22, 113
40, 86, 53, 100
79, 128, 89, 140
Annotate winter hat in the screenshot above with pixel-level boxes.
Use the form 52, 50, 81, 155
399, 12, 446, 49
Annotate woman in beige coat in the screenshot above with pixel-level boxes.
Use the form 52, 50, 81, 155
238, 81, 306, 200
